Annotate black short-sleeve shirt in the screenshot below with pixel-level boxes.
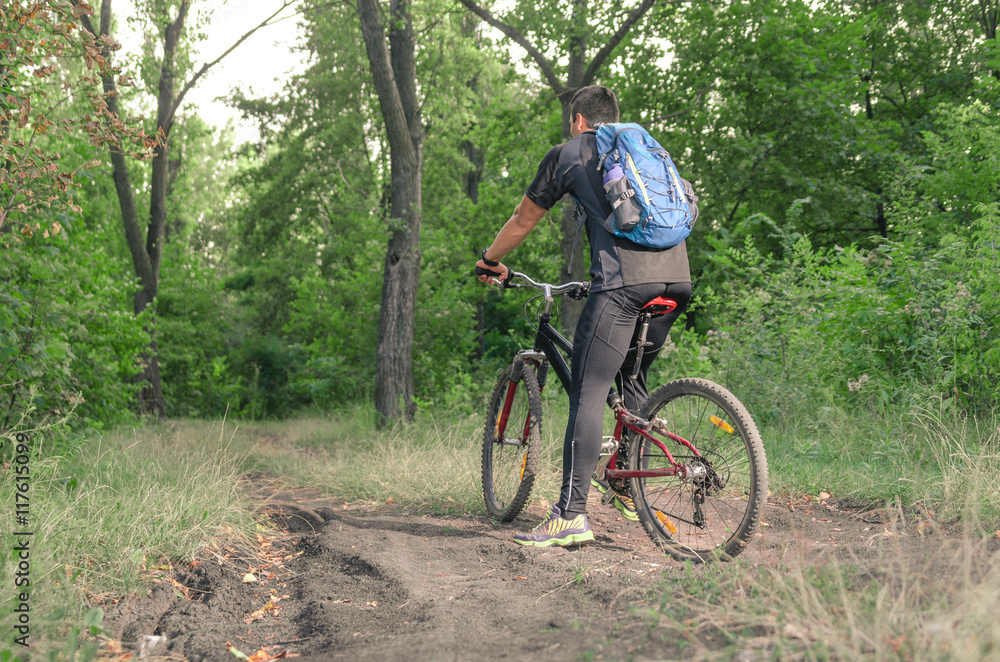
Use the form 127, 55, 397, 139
525, 130, 690, 292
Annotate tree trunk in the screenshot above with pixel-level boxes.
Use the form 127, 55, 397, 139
359, 0, 423, 427
977, 0, 1000, 79
461, 140, 483, 204
557, 5, 589, 335
82, 0, 168, 417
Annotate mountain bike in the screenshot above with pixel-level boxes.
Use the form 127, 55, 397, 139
478, 269, 768, 562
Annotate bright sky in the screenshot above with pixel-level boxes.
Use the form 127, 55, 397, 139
119, 0, 310, 144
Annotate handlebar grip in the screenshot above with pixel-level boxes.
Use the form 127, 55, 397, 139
475, 265, 502, 278
475, 265, 515, 288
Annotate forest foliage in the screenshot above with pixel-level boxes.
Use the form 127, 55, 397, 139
1, 0, 998, 447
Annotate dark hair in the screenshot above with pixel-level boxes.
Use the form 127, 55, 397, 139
569, 86, 620, 127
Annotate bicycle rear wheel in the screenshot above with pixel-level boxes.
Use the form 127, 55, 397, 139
482, 361, 543, 522
629, 378, 767, 562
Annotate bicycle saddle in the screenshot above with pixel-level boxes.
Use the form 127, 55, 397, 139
641, 297, 677, 317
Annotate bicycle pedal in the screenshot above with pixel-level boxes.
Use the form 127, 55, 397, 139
600, 490, 617, 505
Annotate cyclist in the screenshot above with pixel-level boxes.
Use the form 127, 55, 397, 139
475, 85, 693, 547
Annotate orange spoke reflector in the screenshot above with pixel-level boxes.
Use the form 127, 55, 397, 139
710, 415, 735, 434
520, 451, 528, 480
656, 510, 677, 534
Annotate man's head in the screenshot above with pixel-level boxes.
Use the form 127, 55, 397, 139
569, 85, 620, 136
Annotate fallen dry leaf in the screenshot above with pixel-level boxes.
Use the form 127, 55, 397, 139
169, 577, 191, 599
243, 573, 258, 583
244, 598, 279, 624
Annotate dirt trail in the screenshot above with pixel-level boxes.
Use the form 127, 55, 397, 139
101, 482, 959, 661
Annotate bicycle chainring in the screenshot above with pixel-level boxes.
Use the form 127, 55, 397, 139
607, 437, 631, 497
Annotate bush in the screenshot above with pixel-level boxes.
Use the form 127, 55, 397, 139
1, 213, 146, 446
699, 202, 999, 424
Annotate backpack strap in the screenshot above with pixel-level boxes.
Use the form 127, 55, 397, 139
567, 197, 587, 276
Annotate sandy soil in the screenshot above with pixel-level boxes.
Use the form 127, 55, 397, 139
100, 481, 976, 662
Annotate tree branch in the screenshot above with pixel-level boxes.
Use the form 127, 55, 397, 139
454, 0, 565, 95
166, 0, 299, 129
357, 0, 417, 171
335, 160, 389, 222
581, 0, 658, 86
654, 82, 715, 121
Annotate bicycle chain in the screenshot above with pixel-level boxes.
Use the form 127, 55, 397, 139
607, 435, 632, 497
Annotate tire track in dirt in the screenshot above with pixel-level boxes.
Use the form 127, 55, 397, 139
279, 502, 667, 661
102, 486, 988, 661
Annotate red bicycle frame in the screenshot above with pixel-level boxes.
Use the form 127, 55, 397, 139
602, 409, 703, 481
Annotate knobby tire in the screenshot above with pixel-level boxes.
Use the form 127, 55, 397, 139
482, 362, 543, 522
629, 378, 768, 562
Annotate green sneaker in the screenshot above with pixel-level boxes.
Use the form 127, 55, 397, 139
513, 506, 595, 547
591, 477, 639, 521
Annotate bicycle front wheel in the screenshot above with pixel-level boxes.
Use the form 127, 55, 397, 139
629, 378, 767, 562
482, 361, 543, 522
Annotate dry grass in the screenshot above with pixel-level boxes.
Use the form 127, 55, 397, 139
640, 414, 1000, 661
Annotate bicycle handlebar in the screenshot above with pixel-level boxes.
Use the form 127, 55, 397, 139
476, 266, 589, 298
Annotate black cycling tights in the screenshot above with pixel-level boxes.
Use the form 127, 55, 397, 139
557, 281, 692, 519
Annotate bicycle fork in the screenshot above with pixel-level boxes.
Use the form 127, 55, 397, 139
494, 354, 549, 447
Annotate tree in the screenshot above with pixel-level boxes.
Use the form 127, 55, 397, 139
357, 0, 424, 425
667, 0, 870, 245
836, 0, 996, 238
1, 1, 156, 435
1, 0, 140, 234
77, 0, 293, 417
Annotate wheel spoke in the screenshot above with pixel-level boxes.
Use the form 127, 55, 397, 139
482, 364, 542, 522
629, 378, 767, 562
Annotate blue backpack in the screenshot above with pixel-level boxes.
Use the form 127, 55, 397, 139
595, 123, 699, 249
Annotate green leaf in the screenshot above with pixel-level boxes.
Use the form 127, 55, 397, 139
45, 339, 70, 361
83, 606, 104, 629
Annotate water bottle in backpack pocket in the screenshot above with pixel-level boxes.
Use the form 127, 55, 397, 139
602, 163, 643, 234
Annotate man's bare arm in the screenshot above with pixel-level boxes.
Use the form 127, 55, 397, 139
476, 195, 549, 282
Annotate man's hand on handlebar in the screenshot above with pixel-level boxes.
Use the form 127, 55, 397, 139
475, 259, 509, 285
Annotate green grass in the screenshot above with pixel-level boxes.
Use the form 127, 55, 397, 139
174, 398, 574, 514
757, 405, 1000, 523
639, 517, 1000, 661
0, 422, 263, 658
622, 404, 1000, 661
